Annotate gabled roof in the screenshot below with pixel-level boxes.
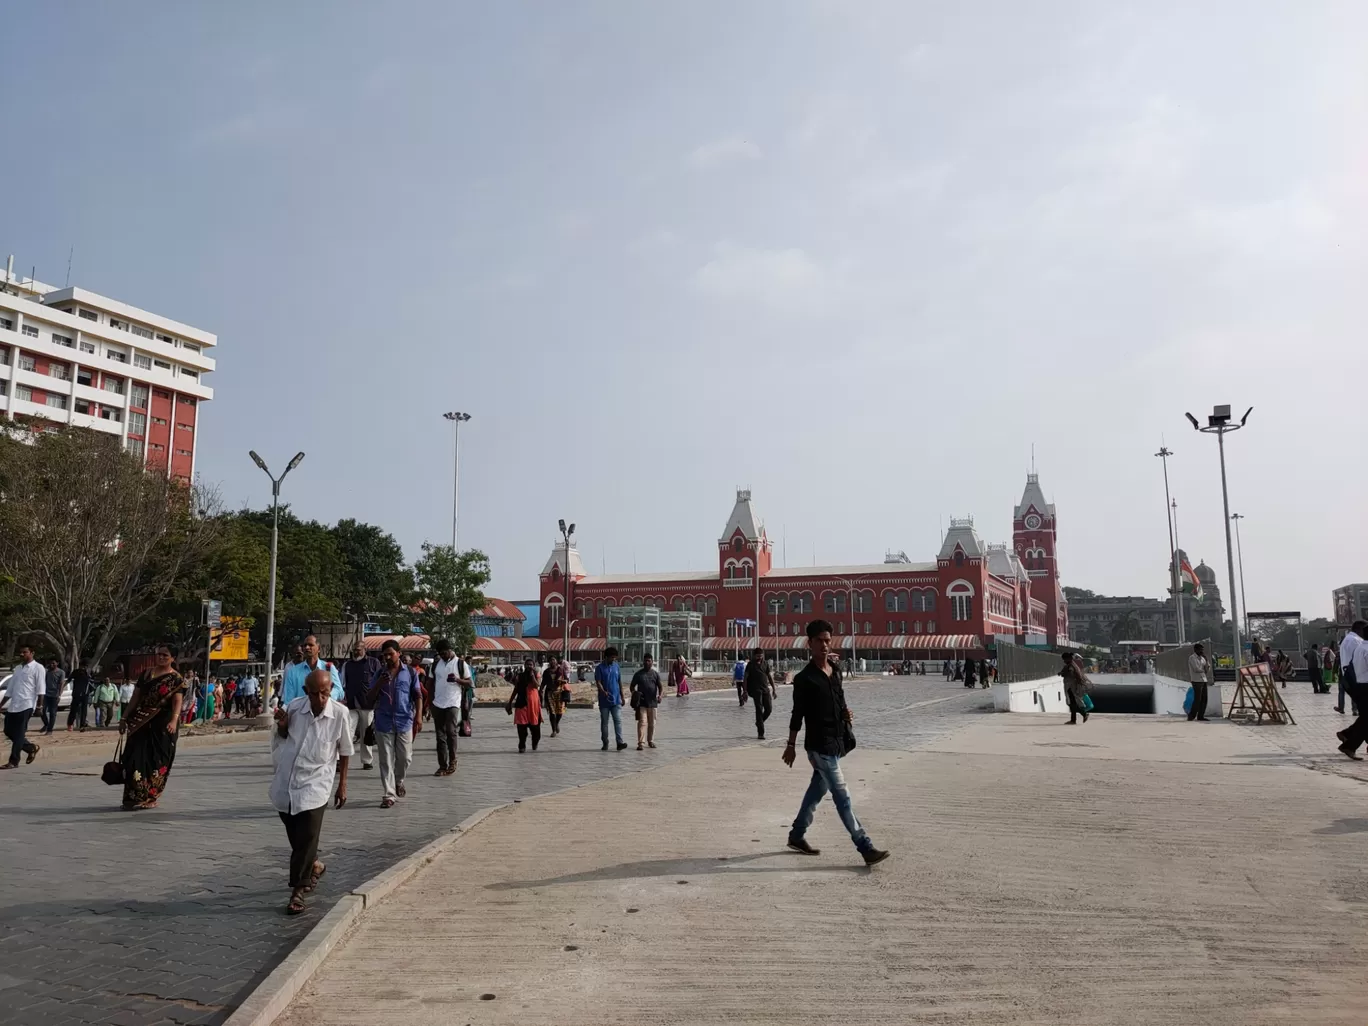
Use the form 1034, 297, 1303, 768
719, 489, 764, 543
938, 517, 984, 560
540, 542, 586, 579
1014, 473, 1055, 520
475, 598, 525, 621
985, 544, 1030, 583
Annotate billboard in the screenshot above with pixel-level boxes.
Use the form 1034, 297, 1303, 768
210, 616, 252, 661
1334, 585, 1368, 627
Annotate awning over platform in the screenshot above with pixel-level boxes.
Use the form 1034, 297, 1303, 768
701, 634, 981, 653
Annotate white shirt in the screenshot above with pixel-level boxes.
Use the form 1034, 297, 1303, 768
270, 697, 354, 815
1341, 633, 1361, 675
118, 683, 135, 702
5, 659, 45, 713
432, 657, 472, 709
1349, 635, 1368, 685
1187, 653, 1209, 683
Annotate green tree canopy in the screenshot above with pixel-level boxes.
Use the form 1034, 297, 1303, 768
412, 544, 491, 655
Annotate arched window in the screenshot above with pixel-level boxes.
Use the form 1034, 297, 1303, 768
791, 592, 813, 614
779, 623, 787, 635
738, 560, 753, 579
837, 621, 845, 633
883, 589, 908, 612
954, 550, 964, 566
948, 580, 974, 622
595, 600, 606, 618
864, 621, 872, 634
674, 598, 687, 612
683, 597, 694, 612
824, 591, 846, 614
768, 594, 786, 615
546, 595, 564, 629
733, 536, 745, 552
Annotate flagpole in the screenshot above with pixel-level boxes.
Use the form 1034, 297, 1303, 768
1155, 446, 1185, 645
1171, 499, 1186, 645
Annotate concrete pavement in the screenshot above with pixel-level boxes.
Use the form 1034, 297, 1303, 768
279, 707, 1368, 1026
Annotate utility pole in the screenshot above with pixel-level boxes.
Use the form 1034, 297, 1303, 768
250, 450, 305, 709
442, 412, 471, 550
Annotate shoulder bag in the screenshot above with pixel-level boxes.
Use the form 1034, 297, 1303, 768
102, 737, 125, 786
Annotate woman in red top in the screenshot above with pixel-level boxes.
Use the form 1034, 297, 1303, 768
506, 658, 543, 752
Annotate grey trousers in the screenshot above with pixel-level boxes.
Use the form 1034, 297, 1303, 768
376, 727, 413, 800
348, 707, 375, 767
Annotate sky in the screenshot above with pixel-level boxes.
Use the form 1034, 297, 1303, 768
2, 1, 1365, 619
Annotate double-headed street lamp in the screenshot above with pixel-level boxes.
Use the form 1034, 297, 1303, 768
1184, 405, 1251, 667
249, 449, 305, 707
442, 412, 471, 550
558, 518, 575, 665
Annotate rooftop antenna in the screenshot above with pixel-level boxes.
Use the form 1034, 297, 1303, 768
782, 524, 787, 568
65, 246, 73, 287
601, 547, 606, 575
1031, 443, 1036, 475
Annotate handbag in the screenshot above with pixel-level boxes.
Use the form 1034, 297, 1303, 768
841, 721, 857, 755
363, 723, 376, 748
102, 737, 125, 786
1082, 694, 1095, 712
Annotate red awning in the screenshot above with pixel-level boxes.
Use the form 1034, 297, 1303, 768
702, 635, 981, 653
363, 634, 554, 654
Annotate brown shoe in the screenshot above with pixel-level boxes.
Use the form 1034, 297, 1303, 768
26, 745, 39, 764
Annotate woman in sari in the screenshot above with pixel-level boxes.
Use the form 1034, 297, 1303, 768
670, 655, 692, 696
118, 645, 188, 809
1061, 652, 1091, 725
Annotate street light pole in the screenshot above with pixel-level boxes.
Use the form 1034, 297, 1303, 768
1170, 498, 1186, 645
1231, 513, 1249, 636
250, 450, 305, 710
1155, 446, 1185, 645
1185, 406, 1251, 668
558, 519, 576, 667
442, 412, 471, 550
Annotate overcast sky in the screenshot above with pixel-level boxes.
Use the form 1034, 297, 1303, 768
3, 1, 1364, 618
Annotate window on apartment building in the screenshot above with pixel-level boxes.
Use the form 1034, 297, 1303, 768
133, 354, 152, 370
178, 395, 195, 406
79, 340, 95, 353
52, 333, 73, 348
74, 399, 91, 415
149, 441, 165, 452
48, 363, 70, 381
180, 369, 198, 380
125, 438, 144, 459
101, 407, 122, 423
175, 448, 192, 457
106, 349, 127, 363
0, 317, 13, 331
128, 412, 146, 435
76, 368, 93, 387
153, 359, 171, 370
154, 388, 170, 399
78, 309, 98, 321
103, 376, 124, 395
15, 385, 33, 401
18, 354, 35, 372
155, 333, 173, 344
152, 416, 167, 426
109, 318, 126, 330
129, 384, 148, 408
181, 342, 200, 354
0, 380, 6, 396
21, 324, 38, 338
46, 394, 68, 411
131, 325, 153, 339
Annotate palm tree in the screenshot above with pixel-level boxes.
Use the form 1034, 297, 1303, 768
1110, 610, 1142, 644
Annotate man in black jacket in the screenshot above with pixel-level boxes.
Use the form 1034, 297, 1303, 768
782, 619, 889, 866
744, 648, 774, 739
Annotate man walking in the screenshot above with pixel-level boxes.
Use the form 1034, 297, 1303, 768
1187, 642, 1211, 722
281, 635, 343, 705
630, 653, 662, 750
595, 646, 627, 751
239, 672, 260, 717
430, 640, 469, 777
2, 644, 43, 769
1336, 624, 1362, 717
271, 668, 351, 916
341, 642, 378, 771
782, 621, 887, 865
67, 665, 92, 732
745, 647, 774, 740
1306, 643, 1325, 694
39, 659, 64, 734
95, 677, 118, 728
367, 639, 423, 807
733, 656, 748, 706
118, 679, 135, 722
1336, 621, 1368, 761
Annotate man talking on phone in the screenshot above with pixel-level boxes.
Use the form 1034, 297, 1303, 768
430, 639, 470, 777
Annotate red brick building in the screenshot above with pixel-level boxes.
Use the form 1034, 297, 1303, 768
537, 478, 1069, 662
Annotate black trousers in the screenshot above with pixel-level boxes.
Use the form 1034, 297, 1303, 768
548, 710, 562, 732
279, 805, 326, 890
1341, 682, 1368, 752
432, 705, 460, 771
516, 723, 541, 751
749, 687, 772, 737
40, 695, 59, 733
1188, 682, 1210, 719
1066, 690, 1086, 723
67, 694, 89, 729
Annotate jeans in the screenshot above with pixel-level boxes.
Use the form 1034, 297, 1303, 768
279, 805, 327, 890
376, 727, 413, 800
349, 707, 375, 767
749, 687, 772, 737
5, 709, 41, 765
67, 693, 89, 729
790, 751, 872, 853
40, 695, 59, 733
599, 704, 623, 747
432, 705, 459, 770
1187, 682, 1210, 720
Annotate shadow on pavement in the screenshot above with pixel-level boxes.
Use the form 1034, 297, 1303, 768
1312, 818, 1368, 835
488, 851, 869, 889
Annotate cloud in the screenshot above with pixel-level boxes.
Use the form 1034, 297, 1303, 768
691, 243, 836, 312
848, 162, 952, 211
688, 134, 762, 170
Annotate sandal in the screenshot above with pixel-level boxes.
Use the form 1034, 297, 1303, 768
287, 896, 308, 915
381, 797, 396, 808
396, 783, 406, 798
305, 862, 326, 892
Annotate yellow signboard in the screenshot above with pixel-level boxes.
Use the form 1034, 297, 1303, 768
210, 616, 253, 661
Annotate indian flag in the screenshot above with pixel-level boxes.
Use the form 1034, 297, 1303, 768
1179, 557, 1204, 601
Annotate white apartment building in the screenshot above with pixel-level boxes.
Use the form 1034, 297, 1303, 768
0, 255, 215, 481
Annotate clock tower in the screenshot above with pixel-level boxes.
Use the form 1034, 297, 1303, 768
1012, 473, 1068, 644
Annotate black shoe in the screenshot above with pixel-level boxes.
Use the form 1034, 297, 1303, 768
601, 743, 609, 751
787, 837, 820, 856
616, 742, 628, 751
1336, 729, 1349, 743
1197, 717, 1209, 722
1335, 707, 1345, 714
862, 848, 890, 866
1338, 743, 1362, 761
757, 733, 765, 740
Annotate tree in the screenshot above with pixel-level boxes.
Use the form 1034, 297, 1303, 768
0, 428, 222, 670
1109, 610, 1142, 644
330, 518, 414, 623
1063, 586, 1099, 604
411, 544, 490, 654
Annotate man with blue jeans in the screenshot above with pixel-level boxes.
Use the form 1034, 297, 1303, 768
782, 619, 889, 866
595, 647, 628, 751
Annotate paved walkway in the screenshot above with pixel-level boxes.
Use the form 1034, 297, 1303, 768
0, 677, 982, 1026
279, 710, 1368, 1026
